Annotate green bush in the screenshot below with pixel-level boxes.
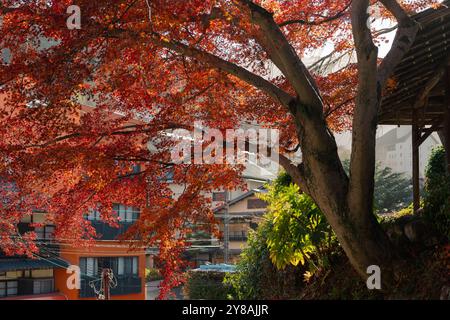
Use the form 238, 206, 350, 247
184, 270, 234, 300
224, 172, 337, 299
224, 218, 306, 299
145, 268, 163, 282
258, 172, 335, 270
423, 146, 450, 239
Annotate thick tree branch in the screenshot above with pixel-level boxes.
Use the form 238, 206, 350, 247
146, 34, 295, 109
236, 0, 323, 110
377, 0, 418, 88
351, 0, 377, 62
19, 123, 188, 149
278, 154, 309, 194
0, 5, 19, 14
348, 0, 379, 221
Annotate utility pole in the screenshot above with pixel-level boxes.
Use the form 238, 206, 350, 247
224, 190, 229, 264
101, 268, 112, 300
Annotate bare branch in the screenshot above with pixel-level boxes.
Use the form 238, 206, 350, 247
373, 24, 398, 37
278, 1, 352, 27
324, 96, 355, 118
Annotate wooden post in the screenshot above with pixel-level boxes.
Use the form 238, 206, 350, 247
223, 190, 229, 264
439, 106, 450, 174
439, 66, 450, 174
444, 67, 450, 174
412, 109, 421, 213
445, 110, 450, 173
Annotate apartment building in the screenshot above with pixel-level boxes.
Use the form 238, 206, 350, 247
0, 206, 146, 300
213, 186, 267, 263
376, 126, 441, 178
0, 211, 69, 300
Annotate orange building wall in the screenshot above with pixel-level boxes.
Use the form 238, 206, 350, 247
54, 241, 146, 300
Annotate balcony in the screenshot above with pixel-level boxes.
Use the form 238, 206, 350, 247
16, 278, 55, 296
79, 276, 142, 298
1, 223, 61, 258
228, 231, 248, 242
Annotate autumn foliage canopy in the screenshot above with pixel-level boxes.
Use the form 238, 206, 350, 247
0, 0, 439, 296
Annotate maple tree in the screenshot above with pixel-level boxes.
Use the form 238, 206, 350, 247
0, 0, 440, 296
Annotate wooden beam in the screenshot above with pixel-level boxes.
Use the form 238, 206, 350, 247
414, 55, 450, 109
412, 108, 421, 213
418, 117, 445, 145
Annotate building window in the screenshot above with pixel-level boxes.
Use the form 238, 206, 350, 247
34, 225, 55, 240
0, 280, 18, 297
212, 192, 226, 202
33, 279, 54, 295
117, 257, 138, 276
247, 198, 267, 209
229, 230, 248, 241
113, 204, 139, 222
86, 208, 101, 221
80, 257, 99, 277
87, 205, 140, 222
80, 256, 139, 278
163, 168, 174, 182
132, 164, 141, 174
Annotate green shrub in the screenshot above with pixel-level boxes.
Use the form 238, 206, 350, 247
378, 202, 416, 226
258, 172, 335, 271
423, 146, 450, 239
184, 270, 234, 300
394, 203, 415, 218
224, 219, 306, 300
225, 172, 337, 300
145, 268, 163, 282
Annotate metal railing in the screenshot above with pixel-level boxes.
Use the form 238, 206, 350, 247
89, 221, 135, 240
228, 231, 248, 241
79, 276, 142, 298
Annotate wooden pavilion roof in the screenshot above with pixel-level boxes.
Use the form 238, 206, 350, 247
379, 1, 450, 126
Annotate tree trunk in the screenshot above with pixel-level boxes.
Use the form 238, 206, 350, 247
294, 151, 399, 288
165, 0, 416, 291
289, 100, 399, 288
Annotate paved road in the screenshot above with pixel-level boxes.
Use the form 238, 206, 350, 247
146, 281, 184, 300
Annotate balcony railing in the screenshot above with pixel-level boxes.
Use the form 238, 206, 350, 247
0, 223, 61, 259
16, 278, 55, 296
79, 276, 142, 298
89, 221, 135, 240
228, 232, 248, 241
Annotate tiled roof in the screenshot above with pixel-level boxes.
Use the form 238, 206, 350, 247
0, 257, 69, 272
